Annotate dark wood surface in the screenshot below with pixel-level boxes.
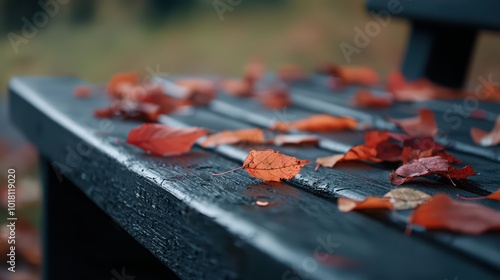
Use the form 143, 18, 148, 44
9, 76, 500, 279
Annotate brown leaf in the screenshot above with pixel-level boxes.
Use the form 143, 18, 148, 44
200, 128, 265, 147
127, 124, 208, 156
470, 115, 500, 147
272, 135, 319, 146
175, 78, 217, 106
409, 194, 500, 235
390, 156, 476, 185
338, 197, 392, 212
242, 150, 310, 182
271, 114, 358, 132
256, 87, 291, 109
401, 145, 461, 164
389, 109, 438, 137
353, 89, 393, 108
383, 188, 431, 210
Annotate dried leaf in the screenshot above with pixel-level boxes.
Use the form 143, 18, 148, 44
257, 87, 291, 109
390, 156, 476, 185
127, 124, 208, 156
338, 197, 392, 212
320, 65, 379, 86
94, 100, 161, 122
74, 86, 93, 98
176, 78, 217, 106
106, 72, 139, 98
389, 109, 438, 137
242, 150, 310, 182
470, 115, 500, 147
271, 114, 358, 132
409, 194, 500, 235
278, 64, 307, 82
353, 89, 393, 108
401, 145, 461, 164
200, 128, 265, 147
222, 79, 254, 97
383, 188, 431, 210
272, 135, 319, 146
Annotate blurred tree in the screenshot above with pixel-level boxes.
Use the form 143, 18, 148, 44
1, 0, 42, 35
69, 0, 96, 25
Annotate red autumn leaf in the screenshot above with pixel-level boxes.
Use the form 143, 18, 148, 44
401, 138, 461, 164
390, 156, 476, 185
271, 114, 358, 132
272, 134, 319, 146
375, 141, 402, 162
244, 59, 265, 83
106, 72, 139, 98
256, 86, 291, 109
458, 188, 500, 201
213, 150, 310, 182
74, 85, 93, 98
175, 78, 217, 106
338, 197, 392, 212
94, 100, 161, 122
470, 115, 500, 147
200, 128, 265, 147
389, 109, 438, 137
319, 65, 379, 86
409, 194, 500, 235
127, 124, 208, 156
353, 89, 393, 108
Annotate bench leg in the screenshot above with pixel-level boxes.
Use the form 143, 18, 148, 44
39, 156, 178, 280
402, 21, 477, 89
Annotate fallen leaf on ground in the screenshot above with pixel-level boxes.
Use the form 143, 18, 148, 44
200, 128, 265, 147
390, 156, 476, 185
94, 100, 161, 122
401, 146, 461, 164
457, 188, 500, 201
271, 114, 358, 132
470, 115, 500, 147
319, 65, 379, 86
272, 135, 319, 146
222, 79, 254, 97
278, 64, 307, 82
383, 188, 431, 210
353, 89, 393, 108
106, 72, 139, 98
256, 86, 291, 109
213, 150, 310, 182
127, 124, 208, 156
409, 194, 500, 235
338, 197, 392, 212
389, 109, 438, 137
175, 78, 217, 106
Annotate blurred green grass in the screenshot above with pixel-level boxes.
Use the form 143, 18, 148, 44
0, 0, 499, 92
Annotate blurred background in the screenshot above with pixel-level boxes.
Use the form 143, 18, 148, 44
0, 0, 499, 279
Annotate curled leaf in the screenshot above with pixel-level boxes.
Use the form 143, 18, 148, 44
338, 197, 392, 212
127, 124, 208, 156
200, 128, 265, 147
383, 188, 431, 210
470, 115, 500, 147
389, 109, 438, 137
390, 156, 476, 185
271, 114, 358, 132
409, 194, 500, 235
242, 150, 310, 182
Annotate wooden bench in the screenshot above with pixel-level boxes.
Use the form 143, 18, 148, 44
8, 74, 500, 279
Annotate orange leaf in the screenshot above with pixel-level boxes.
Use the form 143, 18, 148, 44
222, 79, 254, 97
409, 194, 500, 235
175, 78, 217, 106
271, 114, 358, 132
272, 134, 319, 146
256, 87, 291, 109
242, 150, 310, 182
94, 100, 161, 122
200, 128, 265, 147
390, 156, 476, 185
389, 109, 438, 137
338, 197, 392, 212
353, 89, 393, 108
278, 64, 307, 82
106, 72, 139, 98
127, 124, 208, 156
470, 115, 500, 147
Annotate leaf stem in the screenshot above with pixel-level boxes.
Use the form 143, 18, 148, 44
212, 166, 243, 176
